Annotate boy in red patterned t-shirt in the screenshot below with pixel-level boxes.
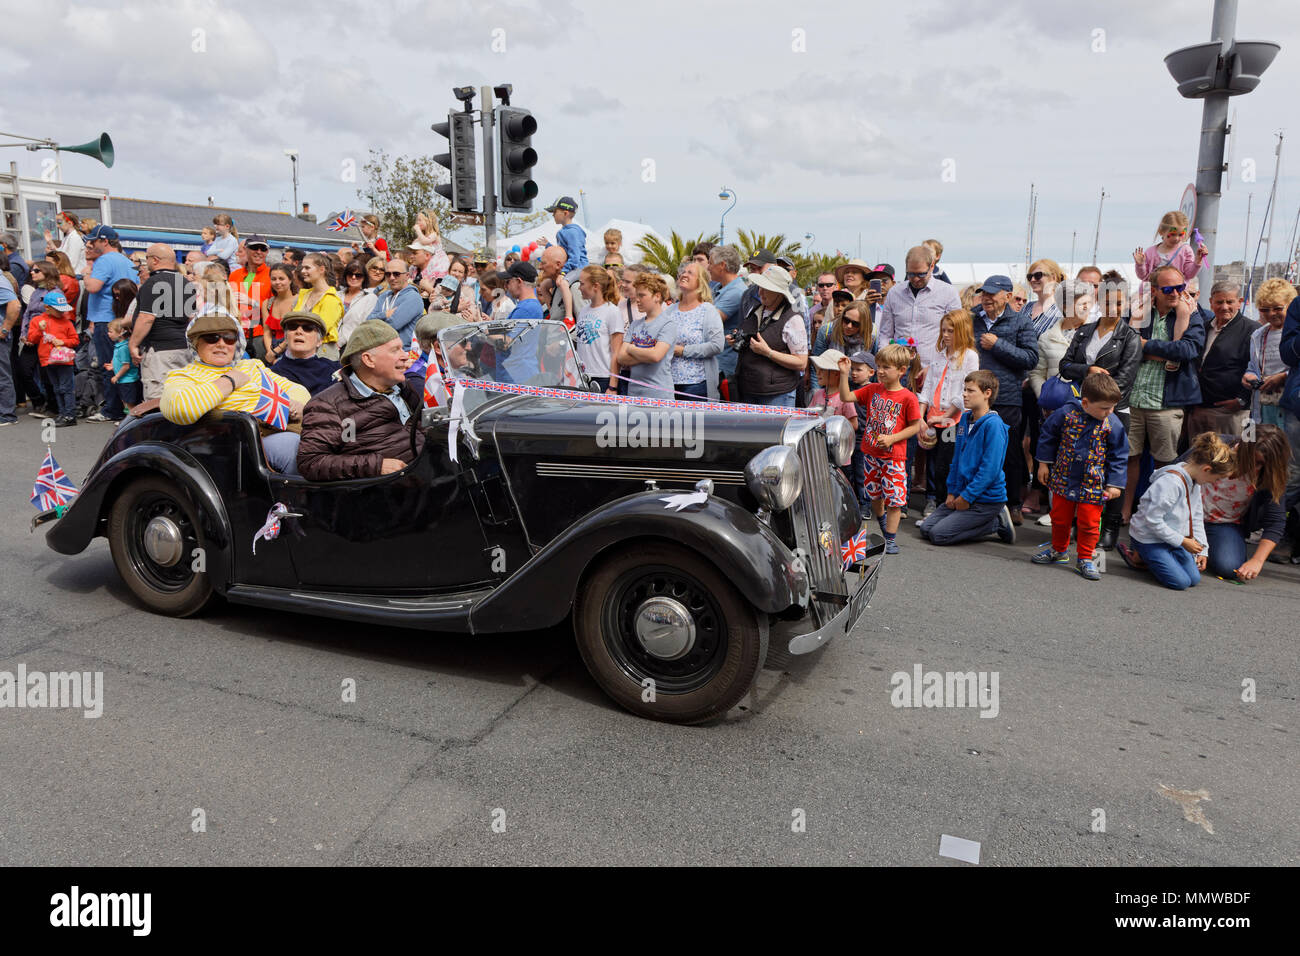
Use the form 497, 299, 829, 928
838, 344, 922, 554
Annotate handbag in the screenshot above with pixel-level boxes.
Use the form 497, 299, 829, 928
1038, 374, 1078, 413
47, 346, 76, 366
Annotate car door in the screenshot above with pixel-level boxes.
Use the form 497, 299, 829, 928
268, 430, 508, 593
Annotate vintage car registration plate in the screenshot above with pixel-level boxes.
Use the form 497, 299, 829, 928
843, 564, 878, 634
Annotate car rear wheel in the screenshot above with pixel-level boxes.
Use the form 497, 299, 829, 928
108, 475, 214, 617
575, 542, 767, 724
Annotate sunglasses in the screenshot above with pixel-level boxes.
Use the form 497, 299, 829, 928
1026, 271, 1046, 281
282, 320, 319, 333
1158, 284, 1187, 295
386, 270, 407, 277
905, 270, 929, 278
197, 332, 239, 345
816, 282, 836, 288
841, 319, 861, 327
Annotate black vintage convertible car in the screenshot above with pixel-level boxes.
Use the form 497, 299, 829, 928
37, 319, 883, 723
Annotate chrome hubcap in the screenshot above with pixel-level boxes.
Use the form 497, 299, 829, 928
143, 516, 184, 567
633, 597, 696, 660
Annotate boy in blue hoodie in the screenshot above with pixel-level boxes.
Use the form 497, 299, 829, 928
1032, 372, 1128, 580
918, 369, 1016, 546
537, 196, 588, 280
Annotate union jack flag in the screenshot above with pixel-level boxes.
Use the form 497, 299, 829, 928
327, 210, 357, 233
253, 369, 293, 430
424, 362, 449, 408
31, 449, 78, 511
841, 528, 870, 569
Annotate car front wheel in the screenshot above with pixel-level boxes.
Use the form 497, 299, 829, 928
108, 475, 214, 617
575, 542, 767, 724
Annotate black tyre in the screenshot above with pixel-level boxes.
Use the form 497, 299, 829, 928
107, 475, 214, 617
575, 542, 767, 724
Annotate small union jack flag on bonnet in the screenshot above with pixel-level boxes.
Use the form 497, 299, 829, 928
31, 448, 78, 511
841, 527, 870, 569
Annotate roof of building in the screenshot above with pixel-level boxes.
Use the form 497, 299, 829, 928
110, 197, 351, 245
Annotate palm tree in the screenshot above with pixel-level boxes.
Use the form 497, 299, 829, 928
634, 230, 720, 276
796, 252, 849, 289
733, 229, 803, 265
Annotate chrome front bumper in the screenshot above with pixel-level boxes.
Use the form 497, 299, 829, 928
779, 536, 885, 654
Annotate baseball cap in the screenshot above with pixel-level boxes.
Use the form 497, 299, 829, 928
498, 261, 538, 283
544, 196, 578, 213
979, 275, 1013, 294
866, 263, 895, 280
831, 289, 853, 302
849, 349, 876, 369
244, 234, 269, 250
775, 255, 796, 271
42, 290, 73, 312
84, 224, 119, 243
746, 249, 779, 267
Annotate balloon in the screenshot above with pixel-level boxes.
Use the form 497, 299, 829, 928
521, 250, 530, 261
511, 245, 520, 253
527, 242, 537, 252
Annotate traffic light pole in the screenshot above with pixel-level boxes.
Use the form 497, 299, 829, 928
480, 85, 498, 262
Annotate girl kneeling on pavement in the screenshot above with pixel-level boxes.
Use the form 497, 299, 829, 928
1119, 432, 1234, 590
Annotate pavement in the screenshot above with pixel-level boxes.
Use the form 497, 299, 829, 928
1, 412, 1296, 866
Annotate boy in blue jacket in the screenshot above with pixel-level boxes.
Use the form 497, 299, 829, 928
538, 196, 588, 280
1033, 372, 1128, 580
918, 369, 1016, 546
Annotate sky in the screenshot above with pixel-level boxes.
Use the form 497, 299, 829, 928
5, 0, 1299, 270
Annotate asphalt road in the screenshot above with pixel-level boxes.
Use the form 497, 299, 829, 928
1, 413, 1296, 866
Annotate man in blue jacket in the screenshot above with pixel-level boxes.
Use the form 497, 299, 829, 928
1120, 266, 1207, 522
919, 369, 1016, 545
972, 275, 1039, 525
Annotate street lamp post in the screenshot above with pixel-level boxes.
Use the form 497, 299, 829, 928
804, 232, 815, 252
283, 149, 299, 217
1164, 0, 1279, 305
718, 187, 737, 245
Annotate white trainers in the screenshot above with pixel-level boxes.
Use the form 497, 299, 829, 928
85, 412, 111, 423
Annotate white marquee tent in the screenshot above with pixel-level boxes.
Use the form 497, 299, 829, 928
494, 217, 663, 266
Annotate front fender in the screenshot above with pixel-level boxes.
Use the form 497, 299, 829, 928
469, 491, 806, 634
43, 443, 235, 588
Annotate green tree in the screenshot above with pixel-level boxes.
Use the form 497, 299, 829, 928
633, 230, 720, 275
356, 149, 468, 250
733, 229, 804, 265
797, 252, 849, 289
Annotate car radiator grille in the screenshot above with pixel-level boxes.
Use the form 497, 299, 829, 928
792, 427, 847, 625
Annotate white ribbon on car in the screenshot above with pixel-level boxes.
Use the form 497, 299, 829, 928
448, 381, 467, 463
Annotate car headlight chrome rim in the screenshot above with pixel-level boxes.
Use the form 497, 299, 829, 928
745, 445, 803, 512
823, 415, 855, 466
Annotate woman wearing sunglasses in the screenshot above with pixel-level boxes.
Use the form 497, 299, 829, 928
160, 310, 310, 475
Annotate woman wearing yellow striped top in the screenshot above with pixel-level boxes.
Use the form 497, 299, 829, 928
161, 310, 310, 475
292, 253, 345, 361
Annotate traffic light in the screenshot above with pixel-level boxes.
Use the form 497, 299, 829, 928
432, 110, 478, 212
496, 106, 538, 212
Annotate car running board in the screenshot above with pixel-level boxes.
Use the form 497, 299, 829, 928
223, 584, 495, 632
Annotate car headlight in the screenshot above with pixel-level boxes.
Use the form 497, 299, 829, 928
823, 415, 855, 466
745, 445, 803, 512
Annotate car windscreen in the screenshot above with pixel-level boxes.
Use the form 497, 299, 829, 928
438, 320, 587, 409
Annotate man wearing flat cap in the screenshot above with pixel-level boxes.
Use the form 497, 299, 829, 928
297, 319, 426, 481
